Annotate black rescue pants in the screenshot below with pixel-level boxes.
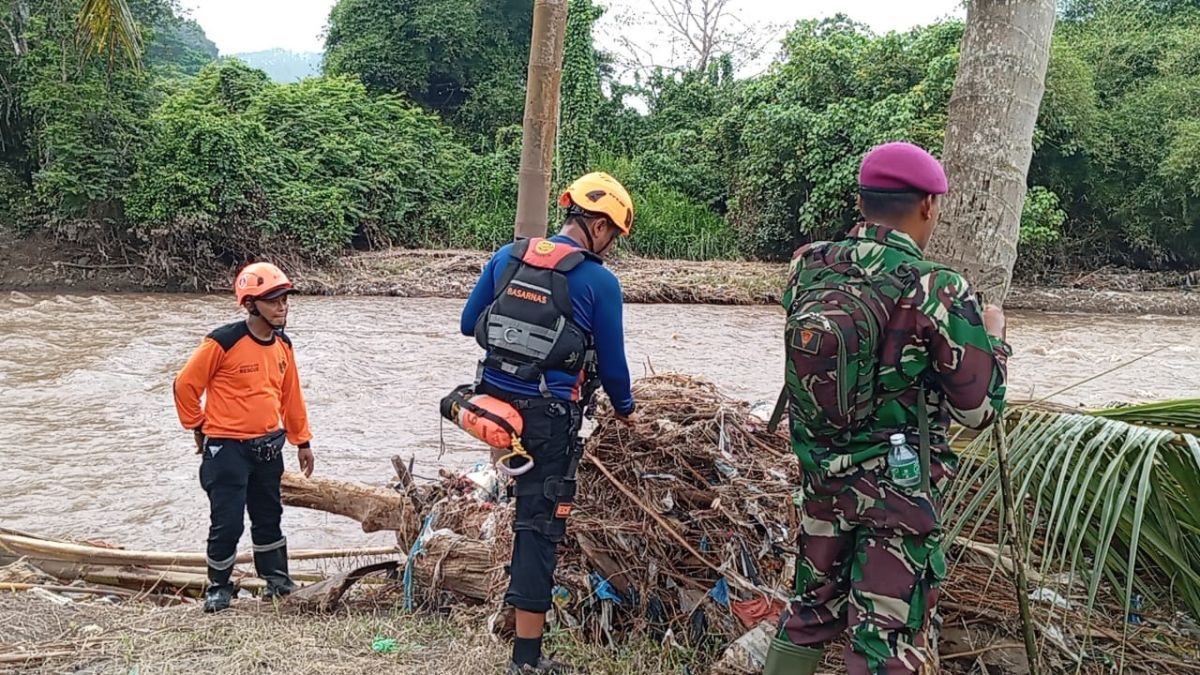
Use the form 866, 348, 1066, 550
198, 430, 287, 586
479, 382, 584, 614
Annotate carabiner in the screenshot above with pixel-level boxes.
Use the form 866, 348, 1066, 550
494, 438, 534, 477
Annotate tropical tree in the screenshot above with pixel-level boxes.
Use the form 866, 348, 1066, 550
928, 0, 1058, 303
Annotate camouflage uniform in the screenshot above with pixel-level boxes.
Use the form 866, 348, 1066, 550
777, 223, 1010, 674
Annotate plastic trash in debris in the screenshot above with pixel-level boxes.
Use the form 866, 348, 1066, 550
1029, 587, 1073, 610
731, 596, 786, 629
713, 621, 776, 673
708, 578, 730, 607
371, 636, 398, 654
464, 463, 501, 502
551, 585, 571, 609
748, 401, 774, 423
29, 587, 72, 606
714, 459, 739, 479
1128, 593, 1144, 625
588, 572, 623, 605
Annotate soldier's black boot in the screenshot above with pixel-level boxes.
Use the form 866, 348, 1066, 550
254, 541, 295, 600
203, 566, 235, 613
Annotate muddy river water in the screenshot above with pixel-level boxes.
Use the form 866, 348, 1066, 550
1, 293, 1195, 558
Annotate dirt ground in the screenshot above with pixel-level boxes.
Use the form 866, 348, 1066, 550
0, 591, 701, 675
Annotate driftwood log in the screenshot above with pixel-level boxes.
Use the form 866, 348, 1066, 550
279, 463, 509, 605
280, 471, 421, 544
409, 530, 503, 603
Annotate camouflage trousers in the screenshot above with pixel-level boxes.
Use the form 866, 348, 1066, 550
778, 459, 950, 674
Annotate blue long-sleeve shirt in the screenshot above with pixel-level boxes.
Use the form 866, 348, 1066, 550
460, 234, 635, 415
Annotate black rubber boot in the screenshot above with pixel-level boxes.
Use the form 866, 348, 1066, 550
505, 657, 570, 674
254, 544, 295, 600
203, 566, 234, 613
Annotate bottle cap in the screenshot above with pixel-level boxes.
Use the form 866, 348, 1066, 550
889, 433, 906, 445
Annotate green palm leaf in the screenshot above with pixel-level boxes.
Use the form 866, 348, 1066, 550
946, 405, 1200, 622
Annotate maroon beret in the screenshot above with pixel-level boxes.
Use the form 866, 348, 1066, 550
858, 142, 948, 195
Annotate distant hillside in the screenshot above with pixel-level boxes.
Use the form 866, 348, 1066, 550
226, 49, 323, 83
148, 17, 218, 75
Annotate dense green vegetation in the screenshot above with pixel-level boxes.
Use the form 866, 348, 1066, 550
3, 0, 1200, 281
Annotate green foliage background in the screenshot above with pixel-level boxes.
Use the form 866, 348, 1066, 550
3, 0, 1199, 280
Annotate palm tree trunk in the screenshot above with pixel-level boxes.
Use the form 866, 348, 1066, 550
514, 0, 568, 240
927, 0, 1057, 305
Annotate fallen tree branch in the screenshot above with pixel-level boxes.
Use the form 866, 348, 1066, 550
51, 261, 142, 270
291, 560, 401, 612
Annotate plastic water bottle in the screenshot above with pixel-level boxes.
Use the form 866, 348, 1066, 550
888, 433, 921, 488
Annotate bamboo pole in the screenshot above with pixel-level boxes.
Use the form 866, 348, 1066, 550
1, 557, 269, 593
514, 0, 568, 239
0, 582, 136, 596
0, 533, 400, 567
994, 418, 1042, 674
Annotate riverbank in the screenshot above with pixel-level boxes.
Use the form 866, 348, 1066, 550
6, 231, 1200, 314
0, 592, 692, 675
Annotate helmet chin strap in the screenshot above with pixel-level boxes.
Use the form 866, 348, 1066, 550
579, 223, 597, 252
246, 299, 285, 331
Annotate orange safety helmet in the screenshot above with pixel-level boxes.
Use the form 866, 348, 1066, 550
558, 172, 634, 235
235, 262, 293, 305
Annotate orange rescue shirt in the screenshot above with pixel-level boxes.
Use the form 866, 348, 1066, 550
173, 321, 312, 446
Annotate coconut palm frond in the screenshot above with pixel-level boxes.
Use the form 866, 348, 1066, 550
76, 0, 142, 69
1091, 398, 1200, 434
946, 408, 1200, 622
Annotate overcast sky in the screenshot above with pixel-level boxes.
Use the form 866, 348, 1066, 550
180, 0, 964, 58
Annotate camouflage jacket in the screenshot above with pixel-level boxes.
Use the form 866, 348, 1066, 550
783, 223, 1011, 475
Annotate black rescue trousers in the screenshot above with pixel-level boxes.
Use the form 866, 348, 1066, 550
479, 382, 584, 614
198, 430, 293, 595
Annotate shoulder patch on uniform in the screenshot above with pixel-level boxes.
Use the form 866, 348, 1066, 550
207, 321, 250, 352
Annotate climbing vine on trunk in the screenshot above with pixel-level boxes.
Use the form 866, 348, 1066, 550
558, 0, 602, 184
